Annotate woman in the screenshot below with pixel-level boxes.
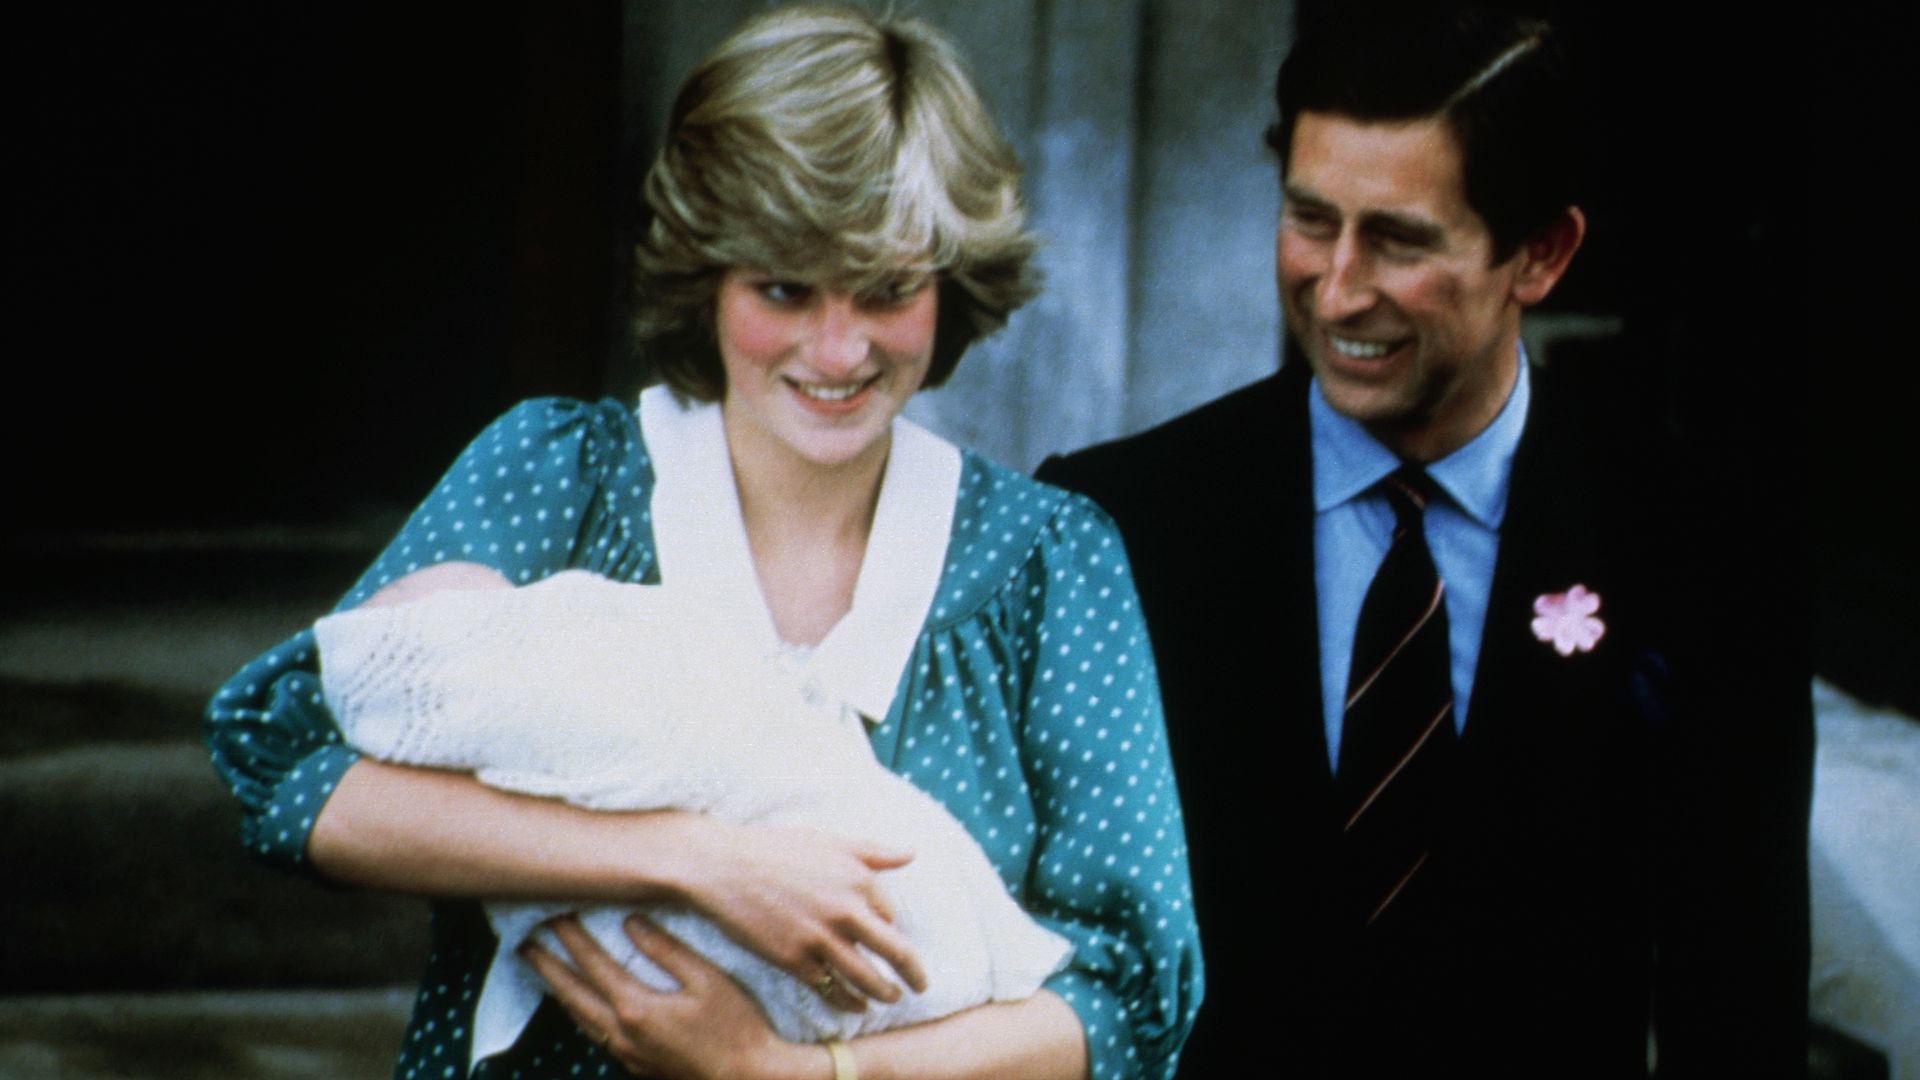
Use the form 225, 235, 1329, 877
206, 6, 1200, 1079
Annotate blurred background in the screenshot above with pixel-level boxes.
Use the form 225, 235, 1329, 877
2, 1, 1912, 1076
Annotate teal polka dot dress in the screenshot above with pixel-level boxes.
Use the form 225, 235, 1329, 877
207, 398, 1203, 1079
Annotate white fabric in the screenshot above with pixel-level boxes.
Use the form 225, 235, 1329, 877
638, 386, 960, 724
1809, 679, 1920, 1078
315, 392, 1067, 1072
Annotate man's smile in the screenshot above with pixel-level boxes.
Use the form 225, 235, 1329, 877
1327, 333, 1402, 360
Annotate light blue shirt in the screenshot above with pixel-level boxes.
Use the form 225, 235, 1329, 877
1311, 356, 1531, 770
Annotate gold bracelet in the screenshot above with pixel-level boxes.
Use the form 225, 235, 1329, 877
825, 1039, 858, 1080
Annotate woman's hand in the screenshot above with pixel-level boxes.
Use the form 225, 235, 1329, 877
529, 914, 1088, 1080
671, 818, 929, 1007
526, 914, 820, 1080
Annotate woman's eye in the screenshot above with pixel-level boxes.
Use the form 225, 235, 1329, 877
755, 281, 812, 305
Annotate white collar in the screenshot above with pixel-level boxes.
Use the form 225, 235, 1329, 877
637, 386, 960, 725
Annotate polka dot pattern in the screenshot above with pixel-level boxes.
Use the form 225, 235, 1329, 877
205, 398, 1200, 1079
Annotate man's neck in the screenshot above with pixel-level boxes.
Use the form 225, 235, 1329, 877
1365, 336, 1521, 464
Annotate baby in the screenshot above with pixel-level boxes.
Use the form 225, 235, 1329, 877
314, 564, 1070, 1071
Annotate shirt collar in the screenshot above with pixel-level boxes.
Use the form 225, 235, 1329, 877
1309, 346, 1531, 529
638, 385, 960, 726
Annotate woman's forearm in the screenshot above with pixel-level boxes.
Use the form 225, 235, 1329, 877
834, 991, 1086, 1080
307, 758, 702, 902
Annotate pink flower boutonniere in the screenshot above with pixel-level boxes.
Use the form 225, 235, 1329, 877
1531, 584, 1605, 656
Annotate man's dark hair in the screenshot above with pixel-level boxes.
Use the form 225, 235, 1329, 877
1268, 6, 1582, 262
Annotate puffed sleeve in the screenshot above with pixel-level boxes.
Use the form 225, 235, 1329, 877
204, 397, 656, 873
1015, 495, 1202, 1080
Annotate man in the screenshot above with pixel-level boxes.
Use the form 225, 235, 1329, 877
1037, 8, 1811, 1077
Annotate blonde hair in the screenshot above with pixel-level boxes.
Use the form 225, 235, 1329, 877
634, 4, 1039, 400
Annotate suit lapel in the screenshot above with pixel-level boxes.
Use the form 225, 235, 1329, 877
1458, 367, 1647, 826
1272, 372, 1335, 781
1223, 368, 1330, 782
1154, 368, 1332, 828
1468, 370, 1606, 745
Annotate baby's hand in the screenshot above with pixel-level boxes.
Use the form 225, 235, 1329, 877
360, 560, 513, 609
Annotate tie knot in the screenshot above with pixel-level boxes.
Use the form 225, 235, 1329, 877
1381, 466, 1435, 529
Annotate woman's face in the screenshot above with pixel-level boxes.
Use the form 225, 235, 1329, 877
715, 267, 937, 474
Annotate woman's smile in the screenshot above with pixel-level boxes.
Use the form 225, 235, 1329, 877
784, 371, 886, 414
787, 375, 878, 405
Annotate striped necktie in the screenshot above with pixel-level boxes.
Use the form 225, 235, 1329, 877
1336, 466, 1457, 928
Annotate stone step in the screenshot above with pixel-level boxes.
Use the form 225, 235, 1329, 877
0, 728, 426, 993
2, 535, 430, 993
0, 540, 380, 700
0, 987, 411, 1079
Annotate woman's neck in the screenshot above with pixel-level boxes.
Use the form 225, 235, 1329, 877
723, 410, 890, 647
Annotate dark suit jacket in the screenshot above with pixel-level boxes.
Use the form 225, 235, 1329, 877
1037, 361, 1811, 1078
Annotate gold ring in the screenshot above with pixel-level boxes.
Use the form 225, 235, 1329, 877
815, 970, 837, 996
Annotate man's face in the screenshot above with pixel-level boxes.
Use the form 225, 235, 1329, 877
1277, 111, 1526, 461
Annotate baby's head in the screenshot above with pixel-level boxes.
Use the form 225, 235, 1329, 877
359, 561, 513, 610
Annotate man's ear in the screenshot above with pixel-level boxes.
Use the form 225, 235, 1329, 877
1511, 205, 1586, 307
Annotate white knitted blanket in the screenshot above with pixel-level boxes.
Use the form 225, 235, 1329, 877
313, 570, 1070, 1070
